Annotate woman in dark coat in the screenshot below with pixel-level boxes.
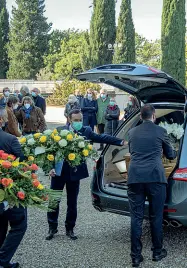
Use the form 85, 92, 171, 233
124, 95, 139, 120
81, 89, 98, 131
105, 98, 120, 135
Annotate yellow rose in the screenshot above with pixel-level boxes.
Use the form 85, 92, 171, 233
39, 136, 47, 143
37, 184, 44, 190
53, 129, 58, 134
9, 183, 13, 188
20, 137, 26, 144
12, 161, 20, 167
66, 134, 73, 141
82, 149, 89, 157
53, 136, 61, 142
0, 160, 5, 165
34, 133, 41, 139
87, 144, 93, 150
28, 156, 34, 161
47, 154, 54, 161
68, 153, 76, 161
51, 133, 55, 138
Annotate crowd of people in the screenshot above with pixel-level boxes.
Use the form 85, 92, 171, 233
0, 86, 47, 137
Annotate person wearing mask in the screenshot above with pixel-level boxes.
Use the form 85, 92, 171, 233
74, 89, 83, 106
13, 90, 22, 102
105, 97, 120, 136
127, 104, 176, 267
81, 89, 98, 131
64, 95, 80, 124
31, 88, 46, 115
96, 89, 110, 150
0, 88, 11, 108
19, 86, 30, 103
46, 109, 127, 241
0, 107, 26, 268
124, 96, 139, 120
16, 96, 46, 135
5, 96, 21, 137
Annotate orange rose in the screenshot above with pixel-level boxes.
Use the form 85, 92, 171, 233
32, 179, 40, 187
1, 178, 13, 187
1, 153, 9, 160
17, 191, 25, 200
31, 173, 38, 180
30, 164, 39, 171
8, 155, 16, 161
0, 150, 5, 157
2, 161, 12, 169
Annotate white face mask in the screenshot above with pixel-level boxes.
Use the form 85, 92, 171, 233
24, 103, 31, 109
13, 104, 18, 110
4, 91, 10, 97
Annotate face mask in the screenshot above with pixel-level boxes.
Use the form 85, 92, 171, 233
32, 92, 37, 97
4, 91, 10, 97
72, 121, 83, 131
13, 104, 18, 110
101, 94, 106, 99
14, 93, 18, 96
87, 93, 92, 98
109, 101, 115, 106
24, 104, 30, 109
128, 101, 132, 106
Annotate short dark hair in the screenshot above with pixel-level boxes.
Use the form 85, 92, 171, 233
141, 104, 155, 120
69, 109, 82, 119
3, 87, 10, 93
7, 95, 19, 107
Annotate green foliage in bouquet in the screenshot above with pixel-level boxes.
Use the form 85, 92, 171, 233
19, 129, 99, 174
46, 79, 101, 106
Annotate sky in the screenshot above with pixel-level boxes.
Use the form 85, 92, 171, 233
6, 0, 186, 40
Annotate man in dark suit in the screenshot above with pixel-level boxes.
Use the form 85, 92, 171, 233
31, 88, 46, 115
46, 109, 126, 241
127, 104, 176, 267
0, 107, 27, 268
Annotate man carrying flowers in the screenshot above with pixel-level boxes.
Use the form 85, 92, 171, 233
0, 107, 26, 268
46, 109, 127, 241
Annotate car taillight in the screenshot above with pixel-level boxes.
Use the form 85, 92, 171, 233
173, 168, 187, 181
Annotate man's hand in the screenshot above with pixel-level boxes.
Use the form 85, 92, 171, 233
3, 201, 9, 211
49, 169, 56, 177
121, 140, 128, 146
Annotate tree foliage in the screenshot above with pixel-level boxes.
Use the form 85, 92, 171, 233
161, 0, 186, 85
7, 0, 52, 79
136, 34, 161, 69
47, 79, 101, 106
113, 0, 135, 64
90, 0, 116, 67
0, 0, 9, 78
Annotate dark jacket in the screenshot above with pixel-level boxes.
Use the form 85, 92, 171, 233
5, 107, 21, 137
105, 105, 120, 135
76, 95, 83, 106
124, 105, 137, 120
33, 95, 46, 115
128, 121, 177, 185
64, 102, 80, 118
0, 203, 5, 215
57, 125, 123, 181
81, 98, 98, 126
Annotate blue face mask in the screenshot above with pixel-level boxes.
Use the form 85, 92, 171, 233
109, 101, 115, 106
72, 121, 83, 131
101, 94, 106, 99
32, 92, 37, 97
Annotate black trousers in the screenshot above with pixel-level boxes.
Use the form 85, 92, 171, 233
97, 123, 105, 149
0, 207, 27, 265
47, 176, 80, 231
128, 183, 166, 259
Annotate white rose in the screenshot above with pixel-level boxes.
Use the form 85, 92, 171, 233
60, 130, 70, 137
34, 146, 46, 155
78, 141, 85, 148
43, 129, 53, 135
59, 139, 68, 148
27, 138, 36, 146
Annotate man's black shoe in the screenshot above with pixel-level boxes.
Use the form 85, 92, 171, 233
132, 255, 143, 267
66, 230, 78, 240
152, 248, 167, 262
45, 229, 58, 240
0, 262, 19, 268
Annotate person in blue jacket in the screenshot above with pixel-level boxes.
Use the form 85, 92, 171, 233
81, 89, 98, 131
46, 109, 127, 241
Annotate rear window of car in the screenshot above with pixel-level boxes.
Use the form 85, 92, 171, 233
179, 118, 187, 168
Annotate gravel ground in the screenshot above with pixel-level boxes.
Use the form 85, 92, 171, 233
12, 123, 187, 268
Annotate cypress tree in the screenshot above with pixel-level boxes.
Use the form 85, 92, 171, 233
113, 0, 135, 64
90, 0, 116, 67
7, 0, 52, 79
161, 0, 186, 85
0, 0, 9, 78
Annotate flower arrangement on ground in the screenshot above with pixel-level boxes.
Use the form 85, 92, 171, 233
19, 129, 98, 173
0, 150, 60, 209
